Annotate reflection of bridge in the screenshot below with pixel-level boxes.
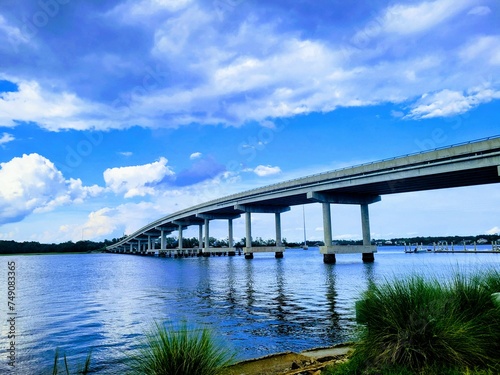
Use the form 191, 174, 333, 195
107, 136, 500, 263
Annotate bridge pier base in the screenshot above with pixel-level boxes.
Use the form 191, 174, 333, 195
323, 254, 336, 264
275, 251, 284, 259
362, 253, 375, 262
245, 253, 254, 260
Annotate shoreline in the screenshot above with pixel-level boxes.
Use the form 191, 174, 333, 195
224, 343, 353, 375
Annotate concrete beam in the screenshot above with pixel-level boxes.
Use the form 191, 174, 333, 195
244, 246, 286, 254
307, 191, 381, 205
172, 222, 189, 230
235, 204, 290, 214
321, 245, 377, 254
196, 213, 241, 220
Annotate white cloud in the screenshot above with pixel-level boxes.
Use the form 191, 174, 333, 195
406, 88, 500, 119
459, 35, 500, 65
118, 151, 133, 157
467, 6, 491, 16
486, 226, 500, 235
190, 152, 202, 159
109, 0, 193, 23
352, 0, 473, 43
0, 79, 93, 130
0, 153, 102, 224
253, 165, 282, 177
0, 132, 14, 146
0, 0, 499, 132
103, 157, 175, 198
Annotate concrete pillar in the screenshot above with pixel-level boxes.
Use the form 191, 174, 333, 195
361, 203, 374, 263
228, 218, 234, 247
228, 219, 236, 256
160, 229, 165, 250
275, 212, 283, 258
178, 224, 183, 250
204, 218, 210, 250
198, 224, 203, 253
245, 212, 252, 248
137, 239, 141, 253
130, 243, 133, 252
275, 212, 282, 246
147, 236, 152, 250
322, 203, 335, 264
245, 212, 253, 259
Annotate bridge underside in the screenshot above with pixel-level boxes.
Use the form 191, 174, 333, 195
108, 137, 500, 262
195, 165, 500, 217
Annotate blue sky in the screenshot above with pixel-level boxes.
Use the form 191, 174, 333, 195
0, 0, 499, 244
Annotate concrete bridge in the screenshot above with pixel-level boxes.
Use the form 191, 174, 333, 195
106, 136, 500, 263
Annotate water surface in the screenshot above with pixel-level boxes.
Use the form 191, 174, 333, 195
0, 247, 499, 373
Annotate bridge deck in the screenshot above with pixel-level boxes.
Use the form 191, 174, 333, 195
108, 136, 500, 250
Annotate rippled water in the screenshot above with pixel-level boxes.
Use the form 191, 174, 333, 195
0, 247, 499, 374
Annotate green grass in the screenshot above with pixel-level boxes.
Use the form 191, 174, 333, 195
51, 349, 92, 375
127, 321, 235, 375
324, 270, 500, 375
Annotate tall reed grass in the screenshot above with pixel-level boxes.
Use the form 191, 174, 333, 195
327, 270, 500, 374
127, 321, 235, 375
51, 349, 92, 375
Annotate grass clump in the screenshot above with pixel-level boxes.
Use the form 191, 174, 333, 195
325, 270, 500, 374
128, 321, 235, 375
51, 349, 92, 374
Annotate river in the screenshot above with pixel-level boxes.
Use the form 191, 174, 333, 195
1, 246, 499, 374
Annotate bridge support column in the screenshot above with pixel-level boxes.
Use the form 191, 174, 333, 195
235, 204, 289, 259
204, 218, 210, 255
322, 203, 335, 264
196, 213, 241, 257
228, 219, 236, 256
130, 243, 133, 252
245, 212, 253, 259
137, 239, 141, 254
160, 230, 165, 250
147, 235, 152, 251
198, 224, 203, 255
178, 224, 183, 251
361, 203, 374, 263
275, 212, 283, 258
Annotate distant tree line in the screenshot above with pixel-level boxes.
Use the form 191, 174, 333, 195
0, 238, 125, 255
1, 234, 498, 254
382, 234, 500, 246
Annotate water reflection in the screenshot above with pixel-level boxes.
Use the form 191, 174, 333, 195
324, 264, 343, 342
363, 261, 375, 287
1, 249, 497, 373
244, 259, 255, 310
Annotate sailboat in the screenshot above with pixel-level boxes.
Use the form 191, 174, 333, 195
302, 205, 308, 250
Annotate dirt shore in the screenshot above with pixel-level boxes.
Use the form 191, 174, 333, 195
222, 344, 353, 375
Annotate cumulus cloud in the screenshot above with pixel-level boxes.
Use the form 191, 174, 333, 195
0, 154, 102, 224
103, 157, 175, 197
0, 132, 14, 146
0, 0, 498, 131
252, 165, 282, 177
190, 152, 202, 159
406, 88, 500, 119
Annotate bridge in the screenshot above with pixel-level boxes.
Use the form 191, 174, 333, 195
107, 136, 500, 263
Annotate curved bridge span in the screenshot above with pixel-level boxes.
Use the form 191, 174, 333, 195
107, 136, 500, 263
